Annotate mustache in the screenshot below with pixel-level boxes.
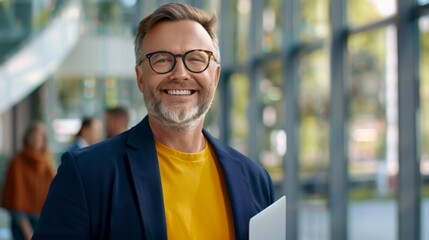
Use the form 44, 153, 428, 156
158, 81, 202, 90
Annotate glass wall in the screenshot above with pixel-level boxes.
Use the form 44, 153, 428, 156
298, 49, 330, 240
347, 26, 398, 240
236, 0, 250, 63
262, 0, 282, 52
229, 73, 250, 155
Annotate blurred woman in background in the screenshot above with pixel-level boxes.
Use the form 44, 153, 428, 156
67, 117, 103, 150
1, 121, 56, 240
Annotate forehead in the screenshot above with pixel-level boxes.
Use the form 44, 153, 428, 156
94, 120, 102, 127
141, 20, 215, 53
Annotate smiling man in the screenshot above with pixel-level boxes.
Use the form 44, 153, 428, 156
33, 3, 274, 240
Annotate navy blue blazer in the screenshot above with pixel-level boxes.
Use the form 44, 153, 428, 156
33, 116, 274, 240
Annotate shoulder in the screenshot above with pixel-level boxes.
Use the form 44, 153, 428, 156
6, 152, 24, 168
60, 118, 151, 176
52, 131, 132, 197
67, 142, 81, 151
203, 130, 269, 177
66, 131, 129, 165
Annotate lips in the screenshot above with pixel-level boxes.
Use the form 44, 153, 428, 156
165, 89, 193, 95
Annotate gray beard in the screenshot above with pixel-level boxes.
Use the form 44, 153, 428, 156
145, 96, 212, 133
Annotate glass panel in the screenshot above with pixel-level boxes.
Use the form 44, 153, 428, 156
298, 49, 330, 240
419, 0, 429, 5
229, 73, 250, 154
262, 0, 283, 53
259, 60, 284, 185
235, 0, 281, 57
419, 16, 429, 240
236, 0, 251, 63
300, 0, 329, 42
348, 0, 396, 27
347, 26, 398, 240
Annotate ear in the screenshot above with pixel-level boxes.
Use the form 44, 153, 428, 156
135, 66, 144, 93
213, 64, 221, 88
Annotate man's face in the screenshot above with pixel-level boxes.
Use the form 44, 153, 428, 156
88, 120, 102, 145
105, 113, 116, 138
135, 20, 220, 131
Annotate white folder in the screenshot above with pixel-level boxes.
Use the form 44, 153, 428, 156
249, 196, 286, 240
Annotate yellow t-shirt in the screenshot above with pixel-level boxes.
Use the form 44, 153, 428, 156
156, 140, 235, 240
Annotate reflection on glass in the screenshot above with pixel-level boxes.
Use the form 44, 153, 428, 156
419, 16, 429, 240
348, 0, 396, 27
300, 0, 329, 42
298, 49, 330, 239
347, 26, 398, 240
419, 0, 429, 5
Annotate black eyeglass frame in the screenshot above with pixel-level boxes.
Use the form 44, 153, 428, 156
137, 49, 218, 74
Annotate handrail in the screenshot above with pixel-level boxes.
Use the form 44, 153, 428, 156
0, 0, 82, 114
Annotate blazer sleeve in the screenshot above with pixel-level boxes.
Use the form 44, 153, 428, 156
33, 152, 90, 240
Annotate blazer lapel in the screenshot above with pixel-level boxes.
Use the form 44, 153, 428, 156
204, 130, 253, 240
126, 117, 167, 240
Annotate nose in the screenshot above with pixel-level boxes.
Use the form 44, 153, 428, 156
171, 57, 190, 78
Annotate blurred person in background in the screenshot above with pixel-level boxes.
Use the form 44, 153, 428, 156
1, 121, 56, 240
105, 106, 129, 138
67, 117, 103, 150
33, 3, 273, 239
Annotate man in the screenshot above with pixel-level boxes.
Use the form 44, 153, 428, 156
67, 117, 103, 150
105, 106, 129, 138
33, 3, 273, 240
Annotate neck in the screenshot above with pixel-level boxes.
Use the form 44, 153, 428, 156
149, 116, 206, 153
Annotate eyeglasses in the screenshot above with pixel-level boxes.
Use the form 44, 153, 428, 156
138, 49, 218, 74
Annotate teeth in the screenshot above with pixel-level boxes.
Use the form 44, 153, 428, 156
167, 90, 192, 95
